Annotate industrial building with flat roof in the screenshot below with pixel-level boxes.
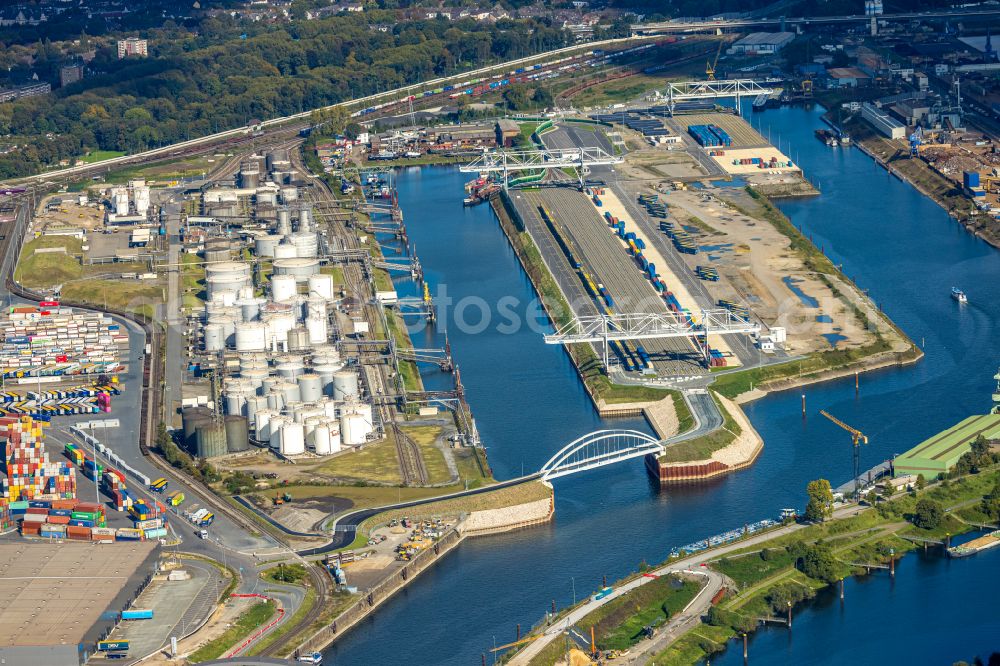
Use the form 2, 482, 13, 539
861, 102, 907, 139
893, 414, 1000, 478
729, 32, 794, 55
0, 540, 160, 666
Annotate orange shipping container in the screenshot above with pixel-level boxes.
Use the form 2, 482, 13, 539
47, 515, 71, 525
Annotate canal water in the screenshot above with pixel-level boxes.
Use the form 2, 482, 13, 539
326, 104, 1000, 664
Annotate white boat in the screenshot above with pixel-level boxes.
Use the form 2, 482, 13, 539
952, 287, 968, 303
297, 652, 323, 665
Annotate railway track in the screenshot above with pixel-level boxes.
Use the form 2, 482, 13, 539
392, 421, 429, 486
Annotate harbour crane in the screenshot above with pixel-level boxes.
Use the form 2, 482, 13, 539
909, 125, 923, 157
820, 410, 869, 499
706, 38, 725, 80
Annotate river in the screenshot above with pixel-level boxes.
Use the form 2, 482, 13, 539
325, 103, 1000, 665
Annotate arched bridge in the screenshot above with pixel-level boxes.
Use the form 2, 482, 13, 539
539, 429, 663, 480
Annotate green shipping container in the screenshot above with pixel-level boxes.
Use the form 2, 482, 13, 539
71, 511, 99, 520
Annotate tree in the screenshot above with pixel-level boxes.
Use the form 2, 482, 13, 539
915, 474, 927, 490
531, 86, 553, 109
798, 543, 839, 583
804, 479, 834, 522
864, 489, 879, 506
912, 498, 943, 530
881, 482, 896, 499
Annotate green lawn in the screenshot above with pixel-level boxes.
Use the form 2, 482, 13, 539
579, 574, 702, 651
15, 236, 84, 287
61, 280, 163, 319
316, 438, 403, 485
78, 150, 126, 164
187, 600, 276, 663
261, 563, 308, 585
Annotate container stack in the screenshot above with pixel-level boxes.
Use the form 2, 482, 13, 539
0, 306, 127, 380
1, 416, 76, 501
16, 498, 107, 539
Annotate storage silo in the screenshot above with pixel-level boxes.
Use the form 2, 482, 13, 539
268, 415, 287, 450
274, 242, 298, 259
340, 412, 372, 446
225, 415, 250, 453
182, 407, 213, 452
266, 390, 284, 412
273, 257, 319, 281
255, 234, 283, 258
287, 327, 309, 352
203, 323, 225, 352
280, 422, 305, 455
289, 232, 318, 258
224, 389, 248, 417
308, 274, 334, 300
298, 373, 323, 403
245, 395, 268, 425
207, 315, 236, 347
270, 274, 298, 302
234, 322, 268, 352
196, 421, 228, 458
277, 208, 292, 235
276, 360, 305, 380
207, 275, 248, 302
312, 423, 332, 455
264, 312, 296, 351
253, 408, 274, 441
298, 205, 312, 231
206, 260, 251, 282
237, 297, 264, 323
333, 370, 359, 400
328, 422, 342, 453
306, 316, 327, 346
277, 380, 301, 404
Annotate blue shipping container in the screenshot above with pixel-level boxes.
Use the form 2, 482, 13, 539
121, 609, 154, 620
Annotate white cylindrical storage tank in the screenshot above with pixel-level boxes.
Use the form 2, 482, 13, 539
306, 316, 328, 345
264, 313, 296, 352
304, 415, 322, 441
278, 381, 301, 404
257, 190, 277, 206
207, 315, 236, 346
328, 423, 342, 453
277, 207, 291, 231
207, 274, 248, 301
255, 234, 282, 258
298, 373, 323, 403
322, 399, 338, 419
281, 187, 298, 203
240, 353, 268, 370
204, 323, 224, 352
261, 376, 279, 395
333, 370, 359, 400
298, 205, 313, 231
241, 368, 269, 392
340, 413, 373, 446
238, 298, 264, 323
277, 360, 305, 380
306, 297, 327, 319
246, 395, 268, 424
280, 422, 306, 455
234, 322, 268, 352
266, 391, 284, 411
270, 274, 298, 302
289, 231, 318, 258
205, 261, 251, 281
308, 274, 334, 300
225, 390, 248, 417
287, 326, 309, 351
268, 415, 287, 449
313, 423, 332, 455
313, 364, 340, 395
255, 408, 274, 441
273, 257, 320, 282
274, 242, 298, 260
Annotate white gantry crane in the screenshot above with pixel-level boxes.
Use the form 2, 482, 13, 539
459, 146, 622, 189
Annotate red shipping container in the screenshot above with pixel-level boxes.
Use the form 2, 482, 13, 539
47, 515, 71, 525
26, 507, 49, 515
21, 523, 40, 535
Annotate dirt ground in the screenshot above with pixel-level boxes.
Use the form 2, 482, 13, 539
142, 595, 255, 665
662, 188, 882, 356
618, 146, 708, 181
35, 195, 104, 232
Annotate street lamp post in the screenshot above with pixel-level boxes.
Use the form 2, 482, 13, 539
571, 576, 576, 605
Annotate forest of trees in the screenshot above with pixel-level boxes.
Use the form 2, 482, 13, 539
0, 11, 571, 177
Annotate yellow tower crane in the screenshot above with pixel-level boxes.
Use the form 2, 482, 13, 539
820, 410, 869, 499
707, 39, 725, 80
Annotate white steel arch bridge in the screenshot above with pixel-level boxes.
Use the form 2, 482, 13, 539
538, 429, 663, 480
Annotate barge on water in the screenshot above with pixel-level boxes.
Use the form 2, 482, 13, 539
948, 529, 1000, 558
815, 129, 839, 147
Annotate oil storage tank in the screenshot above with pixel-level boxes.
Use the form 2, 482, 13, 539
280, 422, 306, 455
308, 274, 334, 300
234, 322, 268, 352
225, 415, 250, 453
271, 275, 298, 302
333, 369, 359, 400
255, 234, 283, 258
298, 373, 323, 402
273, 257, 319, 281
196, 420, 228, 458
182, 407, 213, 452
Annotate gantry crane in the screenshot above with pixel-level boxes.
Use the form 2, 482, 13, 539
707, 39, 724, 80
820, 410, 869, 499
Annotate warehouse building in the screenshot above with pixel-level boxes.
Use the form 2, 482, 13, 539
0, 540, 160, 666
893, 414, 1000, 478
729, 32, 795, 55
861, 102, 906, 139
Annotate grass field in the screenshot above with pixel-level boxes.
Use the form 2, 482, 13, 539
15, 236, 84, 287
316, 438, 403, 485
386, 310, 422, 392
400, 425, 452, 485
188, 600, 276, 663
579, 574, 702, 651
261, 563, 308, 585
61, 280, 163, 319
78, 150, 126, 164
